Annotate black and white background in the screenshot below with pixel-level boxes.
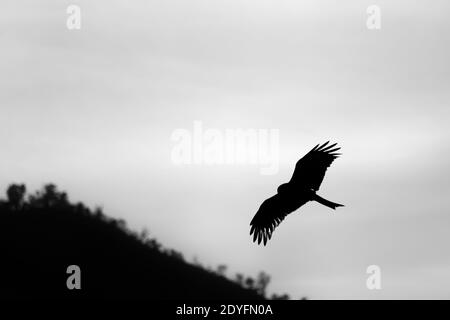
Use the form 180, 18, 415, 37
1, 0, 449, 300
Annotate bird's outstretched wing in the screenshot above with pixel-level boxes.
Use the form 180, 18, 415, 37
250, 194, 290, 246
289, 141, 341, 191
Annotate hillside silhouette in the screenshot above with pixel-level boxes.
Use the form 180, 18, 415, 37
0, 183, 290, 300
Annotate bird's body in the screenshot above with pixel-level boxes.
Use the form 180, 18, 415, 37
277, 184, 313, 212
250, 142, 344, 245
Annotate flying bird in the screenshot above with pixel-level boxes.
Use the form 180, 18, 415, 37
250, 141, 344, 245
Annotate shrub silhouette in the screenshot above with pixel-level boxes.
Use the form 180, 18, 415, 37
0, 183, 291, 300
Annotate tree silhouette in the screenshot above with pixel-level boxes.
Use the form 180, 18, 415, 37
0, 183, 294, 299
6, 184, 26, 210
216, 264, 228, 277
245, 277, 255, 290
255, 271, 271, 296
235, 273, 244, 286
28, 183, 69, 209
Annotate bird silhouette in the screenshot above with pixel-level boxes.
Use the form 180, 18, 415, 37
250, 141, 344, 245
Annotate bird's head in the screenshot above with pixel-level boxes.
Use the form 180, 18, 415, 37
277, 183, 290, 194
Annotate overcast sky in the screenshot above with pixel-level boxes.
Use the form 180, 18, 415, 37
1, 0, 450, 299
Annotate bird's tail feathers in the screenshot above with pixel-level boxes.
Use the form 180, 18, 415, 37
314, 194, 344, 210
